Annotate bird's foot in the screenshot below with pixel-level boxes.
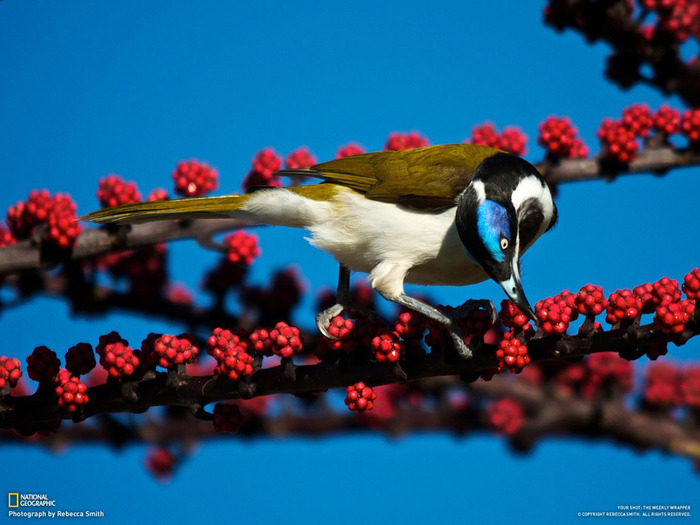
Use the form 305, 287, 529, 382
443, 300, 496, 359
450, 299, 497, 325
315, 303, 382, 340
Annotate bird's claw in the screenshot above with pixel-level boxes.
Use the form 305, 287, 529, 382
451, 299, 497, 325
450, 329, 473, 359
315, 304, 345, 339
315, 303, 382, 340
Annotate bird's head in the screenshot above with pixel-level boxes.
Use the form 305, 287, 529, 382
455, 153, 557, 320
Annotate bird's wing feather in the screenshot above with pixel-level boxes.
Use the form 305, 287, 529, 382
278, 144, 503, 211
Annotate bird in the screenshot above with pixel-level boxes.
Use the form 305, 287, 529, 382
81, 144, 557, 358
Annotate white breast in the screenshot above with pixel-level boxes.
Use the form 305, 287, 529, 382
308, 189, 488, 297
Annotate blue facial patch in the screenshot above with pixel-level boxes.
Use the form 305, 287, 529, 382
476, 200, 510, 262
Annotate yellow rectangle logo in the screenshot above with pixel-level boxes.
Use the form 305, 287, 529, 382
8, 493, 19, 507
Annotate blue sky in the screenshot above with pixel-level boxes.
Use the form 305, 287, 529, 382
1, 1, 699, 523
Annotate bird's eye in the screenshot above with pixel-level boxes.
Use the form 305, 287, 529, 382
500, 238, 509, 251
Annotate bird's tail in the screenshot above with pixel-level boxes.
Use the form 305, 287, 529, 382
80, 194, 251, 225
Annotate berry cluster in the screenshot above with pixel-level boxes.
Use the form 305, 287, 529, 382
467, 122, 527, 155
150, 334, 199, 369
495, 330, 530, 374
208, 328, 254, 381
6, 190, 81, 248
652, 105, 681, 136
26, 346, 61, 382
344, 382, 377, 413
96, 332, 140, 378
535, 292, 579, 335
576, 284, 609, 317
679, 366, 700, 409
597, 117, 639, 163
654, 300, 695, 334
683, 268, 700, 299
285, 147, 316, 170
537, 116, 588, 158
97, 175, 141, 208
145, 447, 176, 480
605, 289, 642, 325
318, 316, 358, 354
54, 369, 89, 412
268, 322, 303, 359
147, 188, 169, 202
242, 148, 282, 191
394, 311, 427, 341
213, 403, 244, 433
499, 299, 532, 330
0, 225, 15, 247
65, 343, 96, 376
384, 132, 429, 151
0, 357, 22, 390
172, 160, 218, 198
371, 330, 404, 362
224, 230, 260, 265
681, 108, 700, 143
643, 361, 680, 409
335, 143, 365, 158
485, 398, 524, 435
582, 352, 633, 400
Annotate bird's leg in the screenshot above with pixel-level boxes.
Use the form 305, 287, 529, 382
315, 265, 381, 339
378, 292, 473, 359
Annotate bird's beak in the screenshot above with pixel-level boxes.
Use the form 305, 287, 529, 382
498, 260, 536, 321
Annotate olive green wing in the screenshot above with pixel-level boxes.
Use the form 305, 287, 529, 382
277, 144, 503, 210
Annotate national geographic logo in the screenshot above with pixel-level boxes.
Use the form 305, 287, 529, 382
7, 493, 56, 507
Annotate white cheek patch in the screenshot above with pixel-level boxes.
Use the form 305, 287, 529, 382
511, 174, 555, 234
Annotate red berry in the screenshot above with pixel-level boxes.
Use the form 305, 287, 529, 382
652, 105, 680, 135
147, 188, 169, 201
654, 299, 695, 334
679, 366, 700, 409
682, 268, 700, 300
98, 340, 140, 378
65, 343, 96, 376
499, 299, 531, 329
54, 369, 88, 412
621, 104, 652, 138
0, 225, 15, 247
495, 330, 530, 373
598, 119, 638, 163
97, 175, 141, 208
652, 276, 682, 308
469, 122, 502, 149
605, 289, 642, 324
224, 230, 260, 265
249, 328, 273, 356
644, 361, 680, 408
394, 311, 426, 340
384, 131, 429, 151
535, 297, 571, 335
145, 446, 176, 480
576, 284, 609, 316
172, 160, 218, 197
243, 148, 282, 191
335, 143, 365, 158
344, 382, 377, 413
681, 108, 700, 143
371, 330, 404, 362
285, 147, 316, 170
0, 356, 23, 390
538, 116, 580, 157
500, 126, 528, 156
6, 201, 30, 238
45, 194, 81, 248
319, 316, 358, 353
633, 283, 656, 314
151, 334, 199, 369
581, 352, 633, 400
26, 346, 61, 382
213, 403, 244, 433
269, 322, 303, 359
485, 398, 524, 435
